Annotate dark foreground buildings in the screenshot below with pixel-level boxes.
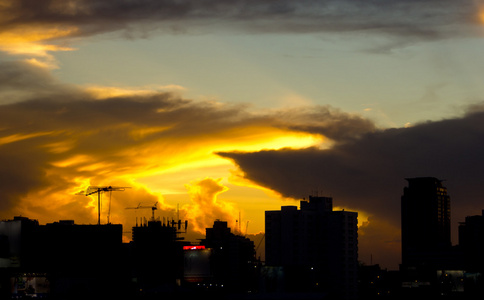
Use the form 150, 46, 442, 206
0, 196, 358, 299
0, 216, 259, 299
0, 217, 127, 299
399, 177, 484, 298
265, 196, 358, 299
2, 178, 483, 299
198, 220, 258, 293
458, 210, 484, 295
0, 216, 190, 299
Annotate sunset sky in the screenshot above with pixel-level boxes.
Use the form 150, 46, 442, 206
2, 0, 484, 270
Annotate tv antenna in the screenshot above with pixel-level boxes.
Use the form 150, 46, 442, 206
77, 186, 130, 225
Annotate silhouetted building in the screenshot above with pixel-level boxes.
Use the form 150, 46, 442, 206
0, 217, 127, 299
199, 220, 258, 294
401, 177, 451, 269
458, 210, 484, 296
130, 218, 184, 295
183, 245, 211, 284
265, 196, 358, 299
400, 177, 467, 298
0, 216, 39, 269
459, 210, 484, 273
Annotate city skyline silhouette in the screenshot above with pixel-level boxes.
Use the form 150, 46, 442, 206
2, 2, 484, 297
1, 179, 483, 299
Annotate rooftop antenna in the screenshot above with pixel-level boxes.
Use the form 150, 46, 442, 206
126, 202, 158, 221
77, 186, 130, 225
238, 211, 242, 234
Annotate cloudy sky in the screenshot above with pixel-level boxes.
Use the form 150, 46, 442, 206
2, 0, 484, 269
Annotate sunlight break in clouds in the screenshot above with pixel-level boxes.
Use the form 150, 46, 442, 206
0, 61, 341, 234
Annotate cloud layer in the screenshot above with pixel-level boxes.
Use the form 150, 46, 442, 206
220, 108, 484, 218
219, 107, 484, 267
1, 0, 482, 40
0, 60, 366, 229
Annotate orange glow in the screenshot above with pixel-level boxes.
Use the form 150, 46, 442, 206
334, 206, 369, 228
129, 126, 172, 141
183, 178, 238, 234
86, 85, 185, 99
51, 155, 93, 168
112, 124, 325, 182
214, 129, 325, 153
0, 131, 55, 145
0, 26, 77, 56
42, 140, 77, 154
0, 80, 330, 235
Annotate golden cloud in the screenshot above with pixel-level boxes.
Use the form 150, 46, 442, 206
0, 25, 77, 68
0, 61, 381, 241
182, 178, 237, 234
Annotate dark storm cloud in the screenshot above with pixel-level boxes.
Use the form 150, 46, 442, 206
1, 0, 480, 39
219, 108, 484, 267
218, 109, 484, 228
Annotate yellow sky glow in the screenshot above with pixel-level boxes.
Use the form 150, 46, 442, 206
0, 131, 55, 145
0, 26, 77, 57
86, 85, 186, 99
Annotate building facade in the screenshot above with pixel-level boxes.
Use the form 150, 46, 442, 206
401, 177, 451, 269
265, 196, 358, 299
459, 210, 484, 273
0, 217, 127, 298
200, 220, 258, 293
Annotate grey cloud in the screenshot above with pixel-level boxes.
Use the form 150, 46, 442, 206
269, 106, 377, 142
1, 0, 480, 40
0, 61, 77, 104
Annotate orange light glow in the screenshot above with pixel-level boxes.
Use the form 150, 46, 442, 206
0, 131, 55, 145
0, 25, 77, 69
0, 78, 330, 236
51, 155, 93, 168
86, 85, 185, 99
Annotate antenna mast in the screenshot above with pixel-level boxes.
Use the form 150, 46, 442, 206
77, 186, 130, 225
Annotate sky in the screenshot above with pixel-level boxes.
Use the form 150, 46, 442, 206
1, 0, 484, 270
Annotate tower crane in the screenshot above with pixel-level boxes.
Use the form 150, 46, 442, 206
77, 186, 130, 225
126, 202, 158, 221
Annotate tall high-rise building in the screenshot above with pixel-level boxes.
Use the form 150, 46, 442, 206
265, 196, 358, 299
401, 177, 451, 268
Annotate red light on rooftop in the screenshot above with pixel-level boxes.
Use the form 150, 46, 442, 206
183, 245, 206, 250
